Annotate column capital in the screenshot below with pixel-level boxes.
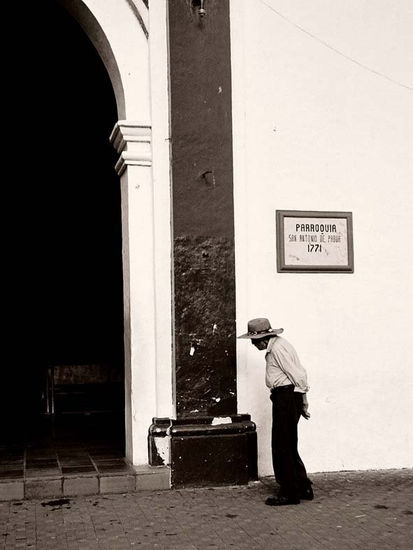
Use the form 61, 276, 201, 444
110, 121, 152, 175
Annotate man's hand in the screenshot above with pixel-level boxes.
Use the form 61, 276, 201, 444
302, 394, 311, 419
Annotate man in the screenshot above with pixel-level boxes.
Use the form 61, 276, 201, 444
238, 318, 314, 506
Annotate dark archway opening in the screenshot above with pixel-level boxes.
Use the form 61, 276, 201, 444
3, 1, 124, 455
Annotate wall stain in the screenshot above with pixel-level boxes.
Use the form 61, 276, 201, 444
174, 235, 236, 417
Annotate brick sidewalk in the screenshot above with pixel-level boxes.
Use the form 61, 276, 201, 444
1, 469, 412, 550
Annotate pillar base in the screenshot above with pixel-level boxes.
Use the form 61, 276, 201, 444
149, 415, 257, 488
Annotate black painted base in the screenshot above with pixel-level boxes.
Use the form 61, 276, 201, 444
149, 415, 257, 488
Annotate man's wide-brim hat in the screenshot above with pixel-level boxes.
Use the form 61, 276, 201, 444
237, 318, 283, 339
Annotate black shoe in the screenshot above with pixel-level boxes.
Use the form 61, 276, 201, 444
300, 486, 314, 500
265, 496, 300, 506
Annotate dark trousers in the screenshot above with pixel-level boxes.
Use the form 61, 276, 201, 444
270, 385, 311, 500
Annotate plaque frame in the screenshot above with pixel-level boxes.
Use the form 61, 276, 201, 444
276, 210, 354, 273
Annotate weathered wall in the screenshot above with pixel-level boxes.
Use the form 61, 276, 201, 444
168, 0, 237, 417
231, 0, 413, 475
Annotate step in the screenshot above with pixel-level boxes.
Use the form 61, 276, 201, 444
0, 465, 171, 501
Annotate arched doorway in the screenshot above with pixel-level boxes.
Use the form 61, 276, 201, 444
4, 0, 124, 451
3, 0, 173, 475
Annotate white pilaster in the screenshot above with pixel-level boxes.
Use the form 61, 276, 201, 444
110, 121, 157, 465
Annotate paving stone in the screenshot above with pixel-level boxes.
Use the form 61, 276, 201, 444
0, 470, 24, 480
134, 466, 171, 491
0, 480, 24, 501
64, 475, 99, 496
99, 474, 135, 494
25, 468, 61, 478
1, 469, 412, 549
24, 478, 62, 499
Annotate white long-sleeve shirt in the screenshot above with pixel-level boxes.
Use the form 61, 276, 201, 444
265, 336, 309, 393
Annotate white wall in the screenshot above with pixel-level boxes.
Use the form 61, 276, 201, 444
231, 0, 413, 475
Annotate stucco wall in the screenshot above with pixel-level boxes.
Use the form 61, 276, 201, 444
231, 0, 413, 475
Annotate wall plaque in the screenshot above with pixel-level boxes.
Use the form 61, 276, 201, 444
276, 210, 354, 273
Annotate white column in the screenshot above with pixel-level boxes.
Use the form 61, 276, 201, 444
110, 121, 157, 465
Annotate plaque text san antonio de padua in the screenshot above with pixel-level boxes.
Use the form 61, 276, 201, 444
276, 210, 354, 273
